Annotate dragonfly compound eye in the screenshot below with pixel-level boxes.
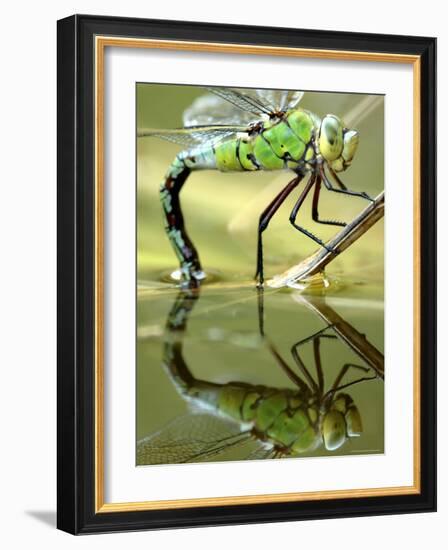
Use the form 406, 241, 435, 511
342, 130, 359, 164
319, 115, 344, 162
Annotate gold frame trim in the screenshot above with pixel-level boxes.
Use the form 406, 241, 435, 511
94, 36, 421, 514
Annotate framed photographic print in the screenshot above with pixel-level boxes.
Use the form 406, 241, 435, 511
57, 14, 436, 534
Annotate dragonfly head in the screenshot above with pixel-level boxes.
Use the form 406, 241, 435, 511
321, 393, 363, 451
318, 115, 359, 173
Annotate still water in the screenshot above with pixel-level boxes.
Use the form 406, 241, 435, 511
137, 283, 384, 464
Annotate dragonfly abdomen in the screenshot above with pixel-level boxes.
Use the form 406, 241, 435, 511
159, 150, 217, 280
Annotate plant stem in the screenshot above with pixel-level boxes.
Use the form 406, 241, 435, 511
268, 191, 384, 288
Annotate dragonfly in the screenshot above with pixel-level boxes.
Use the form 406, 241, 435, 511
139, 87, 374, 287
136, 289, 381, 465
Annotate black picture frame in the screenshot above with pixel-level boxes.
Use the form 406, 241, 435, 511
57, 14, 436, 534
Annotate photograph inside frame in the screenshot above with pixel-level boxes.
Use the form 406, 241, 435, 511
135, 83, 385, 466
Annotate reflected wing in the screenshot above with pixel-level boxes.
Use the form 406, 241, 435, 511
137, 413, 257, 465
137, 125, 249, 147
183, 88, 305, 127
246, 445, 277, 460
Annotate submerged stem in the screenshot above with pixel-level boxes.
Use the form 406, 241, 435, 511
296, 295, 384, 379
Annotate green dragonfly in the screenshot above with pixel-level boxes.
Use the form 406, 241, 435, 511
139, 87, 374, 287
136, 290, 382, 465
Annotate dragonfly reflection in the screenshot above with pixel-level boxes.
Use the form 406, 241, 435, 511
137, 290, 384, 465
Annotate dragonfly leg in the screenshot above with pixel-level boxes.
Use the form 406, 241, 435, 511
312, 175, 347, 227
290, 329, 338, 392
325, 363, 377, 397
160, 155, 204, 286
290, 341, 320, 393
255, 175, 303, 286
289, 175, 337, 253
257, 286, 265, 336
291, 326, 336, 349
321, 164, 374, 202
313, 337, 325, 396
267, 339, 309, 392
258, 287, 311, 392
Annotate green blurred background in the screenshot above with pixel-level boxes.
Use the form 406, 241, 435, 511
136, 84, 384, 465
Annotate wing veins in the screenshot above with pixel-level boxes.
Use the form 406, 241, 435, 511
138, 124, 249, 147
206, 87, 272, 117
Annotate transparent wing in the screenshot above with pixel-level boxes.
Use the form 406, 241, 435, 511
183, 88, 305, 127
205, 87, 273, 117
250, 89, 305, 112
137, 125, 249, 148
183, 93, 261, 127
137, 413, 258, 465
138, 87, 305, 147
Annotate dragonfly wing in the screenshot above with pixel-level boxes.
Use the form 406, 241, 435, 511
248, 89, 304, 113
205, 87, 274, 118
139, 87, 305, 147
137, 413, 253, 465
281, 90, 305, 111
138, 125, 249, 147
184, 88, 305, 127
183, 93, 261, 127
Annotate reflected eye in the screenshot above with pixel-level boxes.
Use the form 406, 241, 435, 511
322, 410, 346, 451
319, 115, 343, 161
346, 405, 363, 436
